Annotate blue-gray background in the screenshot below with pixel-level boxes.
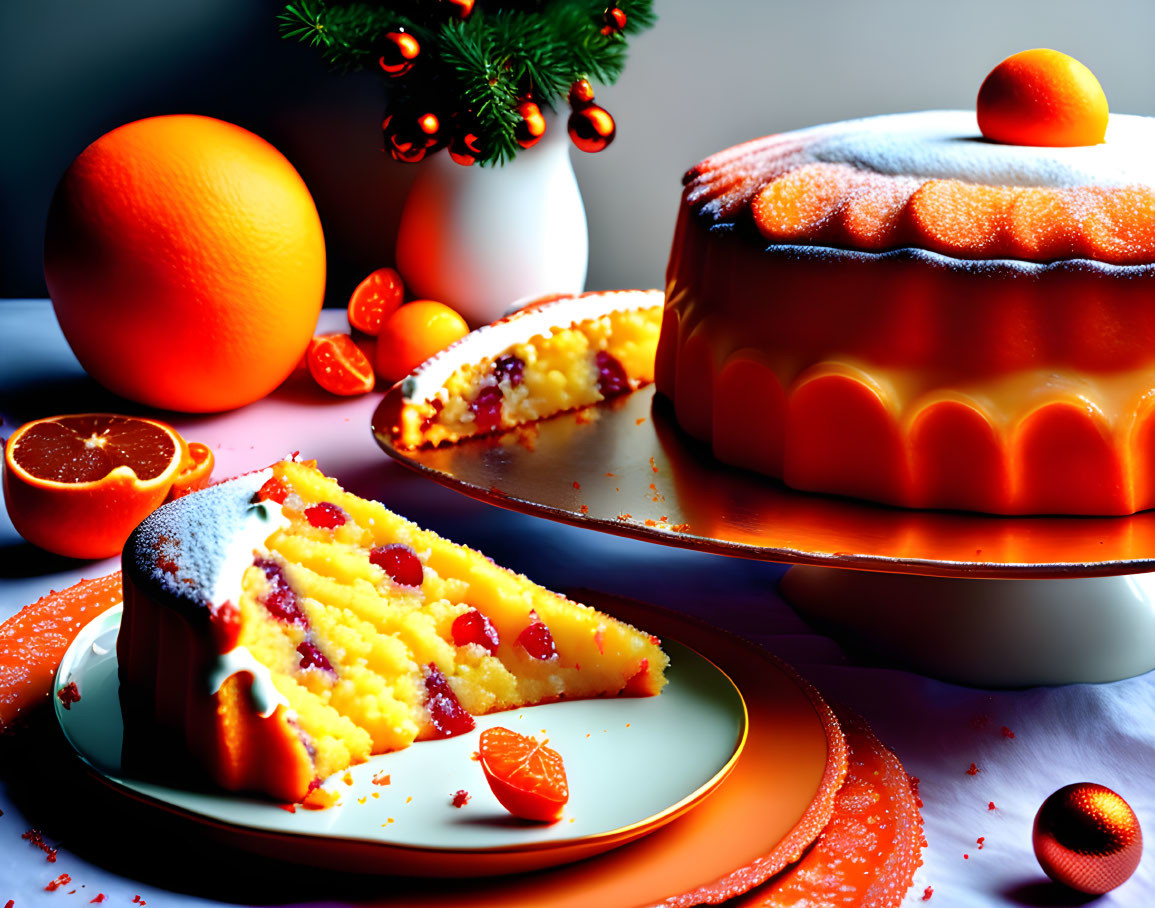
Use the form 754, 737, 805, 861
4, 0, 1155, 306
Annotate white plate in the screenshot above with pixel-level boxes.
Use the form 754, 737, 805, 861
55, 605, 747, 876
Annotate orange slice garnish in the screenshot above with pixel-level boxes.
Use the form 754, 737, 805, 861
479, 726, 569, 822
347, 266, 405, 336
0, 572, 122, 729
306, 333, 376, 396
2, 413, 212, 559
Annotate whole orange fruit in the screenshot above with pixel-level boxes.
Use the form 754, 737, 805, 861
375, 300, 470, 384
44, 115, 326, 412
977, 49, 1108, 147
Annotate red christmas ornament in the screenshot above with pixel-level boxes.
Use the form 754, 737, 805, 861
1033, 783, 1143, 895
449, 131, 482, 166
601, 6, 627, 36
385, 111, 441, 163
378, 31, 420, 77
569, 79, 596, 109
515, 100, 547, 149
568, 103, 616, 153
443, 0, 474, 18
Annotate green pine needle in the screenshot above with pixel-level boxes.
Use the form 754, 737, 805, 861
279, 0, 656, 165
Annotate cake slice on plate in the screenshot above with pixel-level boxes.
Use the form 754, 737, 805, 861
386, 289, 663, 449
119, 459, 667, 803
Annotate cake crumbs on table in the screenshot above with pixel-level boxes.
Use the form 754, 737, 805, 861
44, 874, 71, 892
921, 886, 933, 900
357, 796, 367, 805
966, 762, 979, 775
977, 836, 985, 850
22, 828, 57, 862
132, 896, 146, 905
636, 417, 646, 426
278, 803, 296, 813
1000, 725, 1015, 739
988, 801, 997, 810
372, 772, 391, 785
572, 481, 580, 489
580, 505, 589, 514
649, 457, 658, 473
90, 896, 105, 904
406, 796, 413, 803
963, 854, 969, 860
451, 789, 470, 807
605, 472, 615, 477
616, 513, 632, 521
56, 682, 80, 709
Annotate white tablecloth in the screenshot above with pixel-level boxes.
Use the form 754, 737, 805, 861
2, 301, 1152, 906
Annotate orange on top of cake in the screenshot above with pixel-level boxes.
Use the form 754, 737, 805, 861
118, 459, 667, 803
385, 290, 662, 449
658, 52, 1155, 515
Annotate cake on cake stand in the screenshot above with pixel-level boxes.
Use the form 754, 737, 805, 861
375, 384, 1155, 688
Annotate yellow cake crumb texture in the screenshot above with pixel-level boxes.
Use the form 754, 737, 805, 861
400, 305, 662, 448
233, 460, 668, 787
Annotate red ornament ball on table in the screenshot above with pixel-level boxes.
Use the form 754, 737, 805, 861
378, 32, 420, 77
568, 104, 616, 153
1032, 783, 1142, 894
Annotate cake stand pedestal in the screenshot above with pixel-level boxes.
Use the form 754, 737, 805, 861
780, 568, 1155, 686
374, 385, 1155, 688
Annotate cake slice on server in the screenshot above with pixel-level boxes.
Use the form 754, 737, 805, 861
118, 459, 667, 803
384, 289, 663, 449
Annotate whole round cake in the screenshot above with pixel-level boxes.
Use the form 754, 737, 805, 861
657, 51, 1155, 515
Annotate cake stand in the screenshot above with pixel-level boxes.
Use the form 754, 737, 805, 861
374, 384, 1155, 687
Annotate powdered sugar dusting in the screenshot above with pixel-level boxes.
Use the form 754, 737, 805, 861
690, 110, 1155, 226
127, 469, 275, 613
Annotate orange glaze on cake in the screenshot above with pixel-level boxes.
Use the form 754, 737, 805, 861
658, 111, 1155, 515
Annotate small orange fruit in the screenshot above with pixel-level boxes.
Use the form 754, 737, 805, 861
3, 414, 213, 559
977, 49, 1108, 147
44, 115, 326, 412
375, 300, 470, 384
478, 726, 569, 822
306, 333, 376, 396
348, 267, 405, 336
0, 572, 123, 728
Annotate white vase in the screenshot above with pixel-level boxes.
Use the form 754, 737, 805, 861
395, 115, 589, 328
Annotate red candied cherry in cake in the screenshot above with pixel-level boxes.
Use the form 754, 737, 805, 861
452, 608, 500, 654
479, 726, 569, 822
370, 543, 424, 587
517, 618, 557, 660
977, 49, 1108, 146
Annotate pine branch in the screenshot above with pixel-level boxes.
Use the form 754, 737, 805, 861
279, 0, 657, 164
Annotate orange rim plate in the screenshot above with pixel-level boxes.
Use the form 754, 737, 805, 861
53, 598, 843, 903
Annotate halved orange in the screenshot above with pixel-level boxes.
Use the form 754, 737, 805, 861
306, 333, 376, 396
0, 572, 122, 729
3, 414, 213, 559
479, 726, 569, 822
348, 266, 405, 336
